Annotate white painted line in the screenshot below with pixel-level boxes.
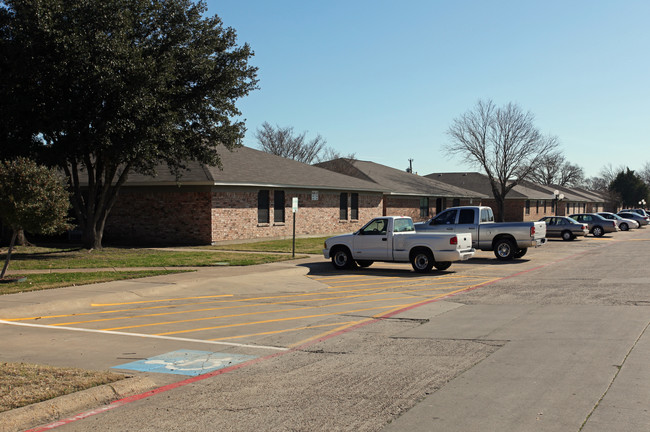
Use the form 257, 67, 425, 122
0, 319, 288, 352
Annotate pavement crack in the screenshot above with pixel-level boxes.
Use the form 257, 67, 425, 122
579, 319, 650, 431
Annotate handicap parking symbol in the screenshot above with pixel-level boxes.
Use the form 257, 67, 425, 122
113, 350, 257, 376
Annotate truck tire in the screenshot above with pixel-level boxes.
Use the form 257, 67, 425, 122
411, 249, 434, 273
514, 248, 527, 259
356, 260, 373, 268
494, 238, 516, 261
434, 261, 452, 271
331, 247, 354, 269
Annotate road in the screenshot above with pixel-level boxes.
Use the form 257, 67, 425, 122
1, 228, 649, 431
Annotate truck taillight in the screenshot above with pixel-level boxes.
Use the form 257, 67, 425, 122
530, 226, 535, 237
450, 236, 458, 245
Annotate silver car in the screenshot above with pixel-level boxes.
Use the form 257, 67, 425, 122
569, 213, 619, 237
597, 212, 640, 231
617, 211, 649, 226
539, 216, 589, 241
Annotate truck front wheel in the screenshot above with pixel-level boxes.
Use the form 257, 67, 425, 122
494, 239, 516, 261
411, 249, 434, 273
331, 247, 354, 269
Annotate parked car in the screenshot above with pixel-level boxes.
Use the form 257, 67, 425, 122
569, 213, 619, 237
323, 216, 475, 272
415, 206, 546, 260
597, 212, 640, 231
620, 208, 650, 217
538, 216, 589, 240
617, 211, 649, 226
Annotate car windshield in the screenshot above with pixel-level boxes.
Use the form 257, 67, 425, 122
566, 217, 580, 224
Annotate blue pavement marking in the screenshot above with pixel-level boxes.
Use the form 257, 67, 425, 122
113, 349, 258, 376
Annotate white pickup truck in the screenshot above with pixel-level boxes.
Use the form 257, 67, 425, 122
415, 206, 546, 260
323, 216, 475, 273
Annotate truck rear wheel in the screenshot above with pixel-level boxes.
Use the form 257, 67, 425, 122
494, 238, 516, 261
356, 260, 373, 268
514, 248, 527, 259
331, 247, 354, 269
411, 249, 434, 273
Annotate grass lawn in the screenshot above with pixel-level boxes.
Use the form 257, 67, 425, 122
205, 236, 327, 254
0, 270, 188, 295
0, 362, 124, 413
1, 246, 304, 270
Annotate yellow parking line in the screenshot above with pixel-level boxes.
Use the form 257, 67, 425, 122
209, 321, 360, 342
156, 305, 410, 336
99, 295, 435, 332
4, 276, 492, 322
289, 320, 371, 348
52, 284, 469, 326
91, 294, 233, 307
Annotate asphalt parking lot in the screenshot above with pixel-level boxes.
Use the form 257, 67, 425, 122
1, 228, 649, 431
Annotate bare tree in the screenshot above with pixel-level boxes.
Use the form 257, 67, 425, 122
530, 152, 584, 186
256, 122, 328, 164
445, 99, 558, 221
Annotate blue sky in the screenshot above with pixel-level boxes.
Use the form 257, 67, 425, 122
206, 0, 650, 178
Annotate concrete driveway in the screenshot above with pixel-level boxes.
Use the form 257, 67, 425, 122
1, 229, 649, 431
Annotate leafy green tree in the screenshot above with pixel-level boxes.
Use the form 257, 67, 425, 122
0, 158, 70, 279
0, 0, 258, 249
609, 168, 649, 208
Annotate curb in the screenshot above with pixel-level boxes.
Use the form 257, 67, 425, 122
0, 376, 157, 432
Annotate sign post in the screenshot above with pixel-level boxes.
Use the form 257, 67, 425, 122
292, 198, 298, 257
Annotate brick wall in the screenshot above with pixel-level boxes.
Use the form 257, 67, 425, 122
105, 187, 213, 244
211, 188, 384, 243
384, 196, 424, 221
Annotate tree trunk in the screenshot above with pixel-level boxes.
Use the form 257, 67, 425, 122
1, 230, 18, 279
15, 229, 33, 247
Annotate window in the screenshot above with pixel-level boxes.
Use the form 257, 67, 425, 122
351, 193, 359, 220
394, 218, 415, 232
340, 193, 348, 220
480, 208, 494, 223
361, 218, 387, 235
274, 190, 285, 223
432, 209, 457, 225
452, 198, 460, 207
458, 209, 474, 224
536, 200, 539, 213
525, 200, 531, 215
419, 197, 429, 218
542, 200, 547, 212
258, 190, 269, 224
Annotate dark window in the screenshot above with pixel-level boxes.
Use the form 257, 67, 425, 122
452, 198, 460, 207
340, 193, 348, 220
419, 197, 429, 218
458, 209, 474, 224
432, 209, 457, 225
525, 200, 531, 215
274, 190, 285, 223
258, 190, 269, 224
351, 193, 359, 220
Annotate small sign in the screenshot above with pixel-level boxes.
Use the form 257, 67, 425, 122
311, 190, 319, 200
292, 197, 299, 213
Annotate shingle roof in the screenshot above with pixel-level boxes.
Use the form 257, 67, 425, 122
123, 146, 385, 192
425, 172, 529, 199
315, 159, 486, 198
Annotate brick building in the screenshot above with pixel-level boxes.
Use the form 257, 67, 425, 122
426, 172, 602, 222
104, 147, 385, 245
315, 159, 486, 222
